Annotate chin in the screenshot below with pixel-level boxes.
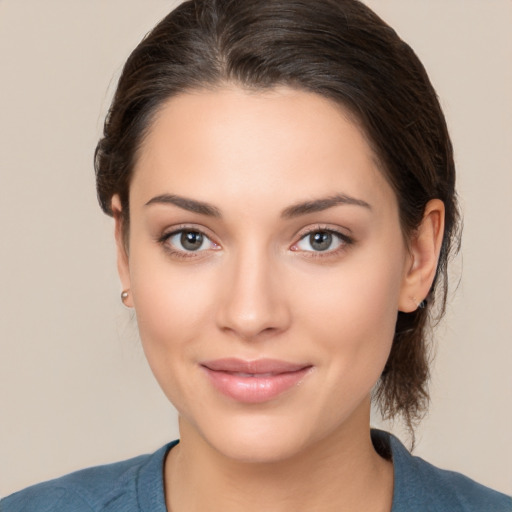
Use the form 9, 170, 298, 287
186, 409, 321, 464
212, 431, 309, 464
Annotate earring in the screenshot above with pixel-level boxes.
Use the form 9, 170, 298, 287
121, 289, 130, 305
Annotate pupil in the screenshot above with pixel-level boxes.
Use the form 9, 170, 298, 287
310, 231, 332, 251
181, 231, 203, 251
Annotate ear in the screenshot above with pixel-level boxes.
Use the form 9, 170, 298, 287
398, 199, 445, 313
112, 195, 133, 308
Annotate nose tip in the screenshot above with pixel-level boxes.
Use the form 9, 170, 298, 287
216, 257, 290, 341
222, 309, 281, 341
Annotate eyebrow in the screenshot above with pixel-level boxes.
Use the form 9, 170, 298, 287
281, 194, 372, 218
145, 192, 371, 219
145, 194, 221, 217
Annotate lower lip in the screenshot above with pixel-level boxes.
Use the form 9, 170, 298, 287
202, 366, 312, 404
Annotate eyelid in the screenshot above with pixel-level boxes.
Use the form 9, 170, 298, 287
157, 224, 221, 257
292, 224, 353, 243
290, 224, 354, 254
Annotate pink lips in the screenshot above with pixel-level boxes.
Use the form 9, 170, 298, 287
200, 358, 312, 403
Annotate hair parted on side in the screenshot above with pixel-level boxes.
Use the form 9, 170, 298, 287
95, 0, 461, 440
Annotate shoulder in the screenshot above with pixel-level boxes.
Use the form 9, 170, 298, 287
0, 455, 148, 512
0, 442, 176, 512
398, 454, 512, 512
373, 430, 512, 512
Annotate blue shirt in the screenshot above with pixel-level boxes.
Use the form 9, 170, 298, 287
2, 431, 510, 511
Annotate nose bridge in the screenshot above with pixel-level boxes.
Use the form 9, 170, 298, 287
217, 240, 289, 340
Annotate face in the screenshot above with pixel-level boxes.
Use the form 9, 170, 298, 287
116, 86, 414, 462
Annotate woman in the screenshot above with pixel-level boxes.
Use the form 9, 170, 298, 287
2, 0, 510, 510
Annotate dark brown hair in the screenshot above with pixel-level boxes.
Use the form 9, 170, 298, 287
95, 0, 460, 437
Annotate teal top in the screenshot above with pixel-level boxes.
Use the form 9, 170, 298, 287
2, 431, 510, 511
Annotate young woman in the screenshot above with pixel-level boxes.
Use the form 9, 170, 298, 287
2, 1, 510, 510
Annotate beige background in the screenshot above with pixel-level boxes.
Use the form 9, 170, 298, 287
0, 0, 511, 498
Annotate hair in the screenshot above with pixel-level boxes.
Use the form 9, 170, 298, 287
95, 0, 460, 439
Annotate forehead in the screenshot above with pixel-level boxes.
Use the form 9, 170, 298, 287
131, 86, 396, 215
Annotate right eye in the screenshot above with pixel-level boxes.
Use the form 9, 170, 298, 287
164, 229, 217, 253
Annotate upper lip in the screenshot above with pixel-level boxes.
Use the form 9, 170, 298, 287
201, 358, 311, 375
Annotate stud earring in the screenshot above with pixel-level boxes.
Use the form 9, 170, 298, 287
121, 290, 130, 305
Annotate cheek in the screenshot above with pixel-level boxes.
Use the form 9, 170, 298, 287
127, 249, 219, 388
293, 248, 404, 377
130, 241, 215, 326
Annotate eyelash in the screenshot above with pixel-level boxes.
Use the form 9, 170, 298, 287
291, 226, 354, 259
157, 225, 220, 260
157, 225, 354, 260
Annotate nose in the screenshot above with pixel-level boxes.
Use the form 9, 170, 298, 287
216, 245, 291, 341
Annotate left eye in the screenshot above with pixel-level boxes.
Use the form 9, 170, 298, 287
167, 230, 214, 252
294, 230, 346, 252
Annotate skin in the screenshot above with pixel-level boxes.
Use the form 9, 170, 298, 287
113, 86, 444, 512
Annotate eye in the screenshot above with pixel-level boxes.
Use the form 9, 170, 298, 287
164, 229, 218, 253
293, 230, 350, 253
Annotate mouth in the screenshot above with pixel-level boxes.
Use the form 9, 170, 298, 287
200, 358, 313, 403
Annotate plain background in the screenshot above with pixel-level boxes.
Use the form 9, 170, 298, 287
0, 0, 511, 498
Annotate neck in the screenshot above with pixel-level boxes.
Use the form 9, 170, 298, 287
164, 402, 393, 512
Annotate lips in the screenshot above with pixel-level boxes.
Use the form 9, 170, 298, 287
200, 358, 312, 403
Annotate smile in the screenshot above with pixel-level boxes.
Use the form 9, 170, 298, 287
200, 358, 313, 404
